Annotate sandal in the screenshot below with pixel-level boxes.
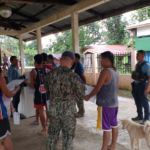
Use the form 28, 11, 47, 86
76, 114, 84, 118
38, 130, 47, 135
32, 121, 39, 125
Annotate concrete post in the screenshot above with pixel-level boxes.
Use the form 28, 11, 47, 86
131, 50, 137, 71
71, 13, 79, 54
19, 35, 25, 75
92, 53, 97, 85
36, 27, 42, 54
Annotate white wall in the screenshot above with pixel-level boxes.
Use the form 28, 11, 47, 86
137, 26, 150, 37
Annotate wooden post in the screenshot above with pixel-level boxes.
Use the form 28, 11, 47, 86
19, 35, 25, 75
71, 13, 79, 54
0, 47, 1, 66
131, 50, 137, 71
36, 27, 42, 54
92, 53, 97, 85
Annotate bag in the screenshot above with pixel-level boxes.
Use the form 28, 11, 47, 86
132, 61, 148, 81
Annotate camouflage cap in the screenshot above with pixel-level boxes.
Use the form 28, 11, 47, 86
62, 51, 75, 61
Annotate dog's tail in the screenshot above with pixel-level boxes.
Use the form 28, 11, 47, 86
143, 121, 150, 133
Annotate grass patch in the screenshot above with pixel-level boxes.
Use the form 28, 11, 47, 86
118, 89, 150, 101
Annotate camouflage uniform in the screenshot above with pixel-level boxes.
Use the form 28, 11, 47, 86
44, 66, 86, 150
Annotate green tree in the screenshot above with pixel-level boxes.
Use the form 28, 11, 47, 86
49, 22, 102, 53
102, 15, 129, 45
131, 6, 150, 23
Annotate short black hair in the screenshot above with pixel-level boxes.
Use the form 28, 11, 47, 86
34, 54, 42, 65
138, 50, 146, 56
48, 54, 54, 60
75, 53, 80, 59
41, 53, 48, 62
10, 56, 17, 62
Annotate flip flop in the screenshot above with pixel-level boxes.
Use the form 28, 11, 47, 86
32, 121, 39, 125
76, 114, 84, 118
38, 130, 47, 135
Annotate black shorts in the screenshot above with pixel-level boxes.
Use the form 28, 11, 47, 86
0, 118, 11, 139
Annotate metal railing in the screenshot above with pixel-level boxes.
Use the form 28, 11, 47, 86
97, 52, 131, 74
81, 55, 93, 72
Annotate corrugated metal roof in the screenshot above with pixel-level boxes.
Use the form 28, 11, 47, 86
82, 45, 130, 54
0, 0, 149, 41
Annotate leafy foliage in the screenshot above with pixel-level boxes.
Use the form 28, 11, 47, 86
102, 15, 129, 45
49, 22, 102, 53
130, 6, 150, 23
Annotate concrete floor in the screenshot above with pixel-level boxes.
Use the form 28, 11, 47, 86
6, 99, 150, 150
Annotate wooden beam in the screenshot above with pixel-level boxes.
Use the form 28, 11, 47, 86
19, 34, 25, 75
23, 0, 150, 42
0, 22, 21, 30
78, 0, 150, 27
18, 0, 111, 35
0, 30, 18, 35
2, 0, 77, 5
0, 19, 35, 22
71, 13, 79, 54
36, 27, 42, 54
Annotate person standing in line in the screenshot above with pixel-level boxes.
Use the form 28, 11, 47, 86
45, 51, 86, 150
47, 54, 59, 68
42, 53, 54, 71
8, 56, 25, 119
31, 53, 53, 126
3, 53, 8, 67
25, 54, 48, 135
74, 53, 86, 117
0, 67, 20, 150
85, 51, 119, 150
131, 50, 150, 124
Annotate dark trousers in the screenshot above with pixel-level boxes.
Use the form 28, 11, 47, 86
133, 82, 150, 120
12, 89, 21, 112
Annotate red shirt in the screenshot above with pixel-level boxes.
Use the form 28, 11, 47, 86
42, 63, 54, 70
2, 66, 7, 70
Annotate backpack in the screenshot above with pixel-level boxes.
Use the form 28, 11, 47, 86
132, 61, 148, 81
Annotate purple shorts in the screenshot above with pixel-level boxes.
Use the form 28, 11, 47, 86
97, 106, 118, 131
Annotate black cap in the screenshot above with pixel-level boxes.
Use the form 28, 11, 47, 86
62, 51, 75, 61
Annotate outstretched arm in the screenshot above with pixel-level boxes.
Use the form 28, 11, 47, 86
0, 76, 20, 98
25, 70, 35, 89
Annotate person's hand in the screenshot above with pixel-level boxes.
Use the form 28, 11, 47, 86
85, 95, 90, 101
24, 79, 28, 84
144, 88, 149, 95
14, 85, 20, 92
12, 107, 16, 112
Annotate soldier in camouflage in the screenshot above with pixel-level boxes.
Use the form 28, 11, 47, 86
44, 51, 86, 150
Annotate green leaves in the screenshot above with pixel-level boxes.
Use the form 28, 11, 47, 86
48, 22, 102, 53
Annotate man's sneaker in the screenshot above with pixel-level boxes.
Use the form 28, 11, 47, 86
132, 116, 143, 121
140, 120, 149, 125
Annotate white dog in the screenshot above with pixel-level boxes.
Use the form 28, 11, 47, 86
120, 119, 150, 150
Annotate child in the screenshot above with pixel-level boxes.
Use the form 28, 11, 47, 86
85, 51, 119, 150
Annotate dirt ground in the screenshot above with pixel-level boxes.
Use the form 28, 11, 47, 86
3, 99, 150, 150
